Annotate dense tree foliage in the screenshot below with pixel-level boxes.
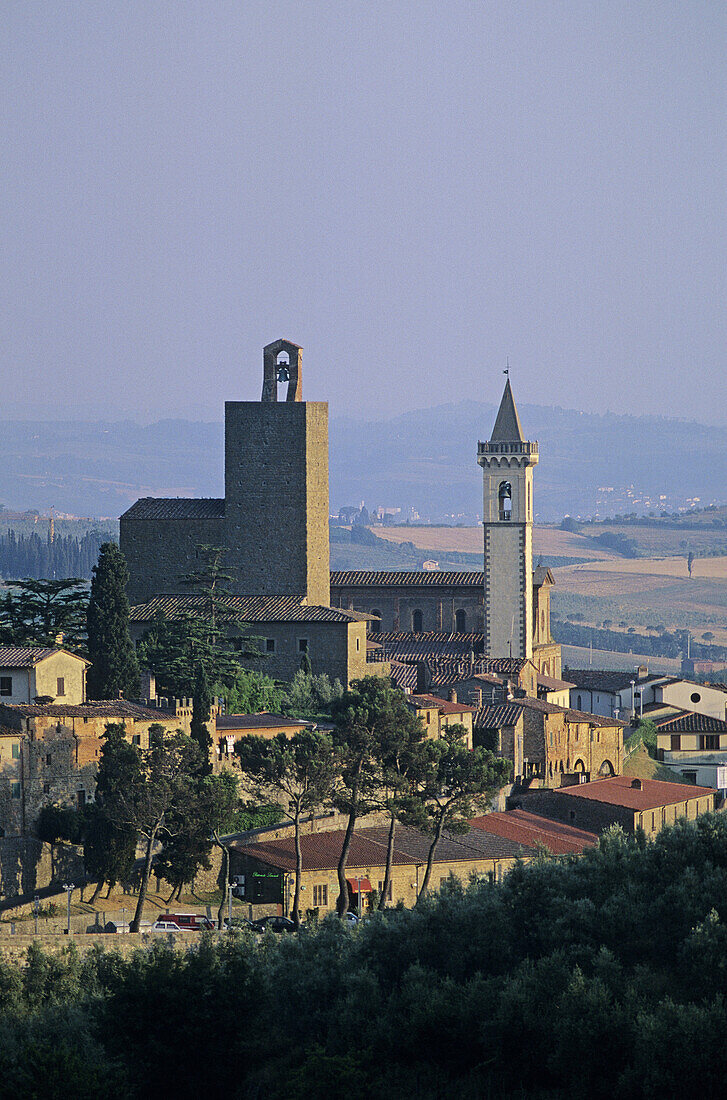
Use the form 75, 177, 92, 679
6, 818, 727, 1097
0, 528, 106, 580
0, 578, 88, 650
86, 543, 139, 700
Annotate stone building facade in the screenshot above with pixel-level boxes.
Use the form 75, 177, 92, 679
0, 647, 89, 706
0, 700, 184, 836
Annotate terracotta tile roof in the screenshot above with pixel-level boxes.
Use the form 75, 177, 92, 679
473, 703, 524, 729
538, 673, 575, 691
564, 669, 664, 694
330, 570, 485, 588
470, 809, 597, 855
554, 774, 717, 811
129, 594, 367, 624
0, 699, 177, 720
121, 497, 225, 520
408, 694, 477, 715
232, 821, 529, 871
376, 634, 486, 661
389, 661, 418, 693
655, 711, 727, 734
516, 696, 627, 727
425, 657, 529, 684
0, 646, 88, 668
216, 713, 309, 731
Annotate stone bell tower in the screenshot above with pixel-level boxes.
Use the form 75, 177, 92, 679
477, 379, 539, 659
224, 339, 330, 605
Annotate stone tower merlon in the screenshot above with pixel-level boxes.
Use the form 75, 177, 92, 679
261, 338, 303, 402
478, 380, 539, 660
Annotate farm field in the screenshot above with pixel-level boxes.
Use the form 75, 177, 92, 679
375, 525, 618, 561
579, 522, 727, 558
552, 557, 727, 645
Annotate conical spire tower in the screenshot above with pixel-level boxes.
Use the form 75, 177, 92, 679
477, 379, 539, 660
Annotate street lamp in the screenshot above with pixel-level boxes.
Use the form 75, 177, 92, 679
62, 882, 74, 935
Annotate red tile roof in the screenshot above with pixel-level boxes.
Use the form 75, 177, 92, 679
0, 646, 89, 668
655, 711, 727, 733
516, 696, 627, 728
538, 673, 575, 691
0, 699, 176, 720
408, 694, 477, 715
554, 775, 717, 811
216, 713, 308, 731
470, 809, 597, 855
473, 704, 524, 729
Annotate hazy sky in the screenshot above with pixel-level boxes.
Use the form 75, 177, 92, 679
3, 2, 726, 424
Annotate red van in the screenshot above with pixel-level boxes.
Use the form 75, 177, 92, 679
163, 912, 215, 931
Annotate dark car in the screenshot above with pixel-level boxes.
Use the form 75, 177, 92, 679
223, 916, 255, 933
251, 915, 297, 934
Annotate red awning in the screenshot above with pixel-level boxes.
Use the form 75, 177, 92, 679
346, 877, 373, 893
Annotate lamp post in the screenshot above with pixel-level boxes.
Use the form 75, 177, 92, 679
62, 882, 74, 935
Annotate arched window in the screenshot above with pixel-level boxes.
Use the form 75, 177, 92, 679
276, 351, 291, 396
541, 610, 546, 637
370, 610, 381, 635
412, 609, 423, 633
576, 694, 582, 710
599, 759, 615, 777
498, 481, 512, 521
455, 609, 467, 633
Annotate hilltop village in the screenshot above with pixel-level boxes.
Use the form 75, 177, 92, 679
0, 339, 724, 924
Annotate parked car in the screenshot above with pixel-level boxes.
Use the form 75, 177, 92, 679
223, 916, 255, 933
151, 919, 193, 933
343, 912, 359, 925
250, 915, 296, 934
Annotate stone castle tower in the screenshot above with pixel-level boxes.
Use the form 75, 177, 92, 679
224, 338, 330, 605
477, 379, 539, 659
121, 339, 330, 607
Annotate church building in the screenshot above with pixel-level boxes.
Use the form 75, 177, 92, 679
121, 342, 560, 690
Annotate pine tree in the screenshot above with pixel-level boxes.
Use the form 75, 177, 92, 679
86, 543, 139, 700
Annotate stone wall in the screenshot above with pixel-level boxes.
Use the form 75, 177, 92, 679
224, 401, 330, 606
121, 516, 225, 605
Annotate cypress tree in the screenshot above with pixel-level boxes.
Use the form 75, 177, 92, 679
190, 662, 213, 774
86, 542, 139, 700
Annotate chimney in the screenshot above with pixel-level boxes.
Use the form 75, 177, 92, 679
637, 666, 649, 681
449, 689, 458, 704
630, 778, 643, 789
55, 632, 64, 646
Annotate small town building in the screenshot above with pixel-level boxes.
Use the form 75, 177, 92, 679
474, 697, 624, 787
230, 822, 534, 915
654, 712, 727, 796
406, 694, 476, 747
567, 668, 727, 724
520, 775, 718, 838
129, 593, 373, 687
0, 700, 183, 836
215, 712, 334, 766
0, 647, 88, 706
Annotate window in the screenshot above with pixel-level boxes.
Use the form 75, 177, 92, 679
455, 609, 467, 633
45, 754, 52, 766
700, 735, 720, 751
11, 782, 20, 799
691, 692, 701, 704
498, 481, 512, 521
266, 638, 275, 653
77, 790, 86, 809
132, 734, 141, 746
412, 609, 423, 633
356, 638, 360, 652
56, 677, 65, 697
43, 782, 50, 795
313, 884, 328, 907
576, 695, 582, 710
0, 677, 11, 697
569, 810, 576, 822
377, 880, 393, 901
298, 638, 308, 653
11, 744, 19, 760
670, 734, 681, 752
370, 611, 381, 634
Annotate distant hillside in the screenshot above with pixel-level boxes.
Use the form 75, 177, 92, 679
0, 403, 722, 520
